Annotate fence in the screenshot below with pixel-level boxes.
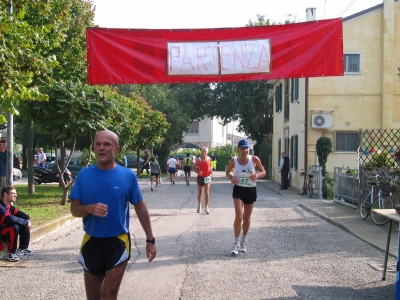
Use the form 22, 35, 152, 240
309, 165, 322, 199
359, 166, 400, 207
334, 167, 359, 206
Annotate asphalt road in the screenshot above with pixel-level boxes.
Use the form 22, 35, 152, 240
2, 172, 396, 299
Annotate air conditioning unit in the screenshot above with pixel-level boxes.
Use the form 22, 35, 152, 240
311, 114, 332, 129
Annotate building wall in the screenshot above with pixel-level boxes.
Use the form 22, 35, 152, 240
183, 117, 228, 148
272, 0, 399, 189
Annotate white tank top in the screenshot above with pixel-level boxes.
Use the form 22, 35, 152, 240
234, 156, 256, 187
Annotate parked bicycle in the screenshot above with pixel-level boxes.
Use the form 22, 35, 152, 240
359, 174, 396, 226
300, 169, 314, 198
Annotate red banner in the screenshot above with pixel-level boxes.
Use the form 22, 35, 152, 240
86, 19, 343, 85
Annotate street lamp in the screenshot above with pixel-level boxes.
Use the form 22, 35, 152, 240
7, 0, 14, 186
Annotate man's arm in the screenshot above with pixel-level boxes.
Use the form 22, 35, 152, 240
1, 207, 30, 227
253, 156, 266, 179
134, 201, 157, 262
70, 200, 108, 218
279, 157, 284, 171
193, 158, 199, 174
225, 158, 239, 184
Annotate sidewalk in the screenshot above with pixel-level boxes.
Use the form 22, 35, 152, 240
260, 180, 399, 258
30, 174, 399, 258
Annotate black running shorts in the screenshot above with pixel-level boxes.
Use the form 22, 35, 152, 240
232, 185, 257, 204
78, 232, 131, 277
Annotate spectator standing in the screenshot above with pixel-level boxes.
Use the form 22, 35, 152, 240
37, 148, 46, 168
123, 155, 128, 168
0, 140, 6, 191
279, 152, 290, 190
154, 154, 162, 185
226, 139, 266, 255
140, 150, 150, 177
183, 153, 192, 185
0, 185, 35, 262
149, 157, 161, 191
69, 130, 156, 299
210, 152, 217, 171
193, 147, 213, 214
166, 155, 179, 185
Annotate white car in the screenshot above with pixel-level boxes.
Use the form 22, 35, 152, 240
13, 168, 22, 181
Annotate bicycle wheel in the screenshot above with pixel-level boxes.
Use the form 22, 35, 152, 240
359, 191, 372, 220
371, 194, 394, 226
307, 181, 314, 198
300, 179, 306, 196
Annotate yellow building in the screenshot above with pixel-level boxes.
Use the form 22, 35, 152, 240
272, 0, 399, 189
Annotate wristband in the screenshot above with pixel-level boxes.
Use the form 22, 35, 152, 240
146, 238, 155, 244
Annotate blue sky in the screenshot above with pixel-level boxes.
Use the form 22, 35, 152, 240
91, 0, 383, 29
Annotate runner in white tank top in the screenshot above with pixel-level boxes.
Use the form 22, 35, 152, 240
234, 155, 256, 187
225, 139, 266, 256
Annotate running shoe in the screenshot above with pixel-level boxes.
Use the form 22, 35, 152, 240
155, 187, 158, 191
197, 206, 201, 213
172, 180, 175, 185
16, 248, 35, 256
151, 187, 153, 191
230, 243, 238, 255
7, 253, 19, 262
239, 241, 247, 252
205, 207, 210, 214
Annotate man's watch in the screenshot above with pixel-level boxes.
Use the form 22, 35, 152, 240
146, 237, 156, 244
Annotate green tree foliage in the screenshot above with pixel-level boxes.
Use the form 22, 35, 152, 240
19, 81, 115, 204
0, 1, 61, 117
316, 137, 332, 199
208, 81, 272, 160
116, 84, 191, 168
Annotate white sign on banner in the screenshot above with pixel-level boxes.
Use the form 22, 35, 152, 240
168, 39, 271, 76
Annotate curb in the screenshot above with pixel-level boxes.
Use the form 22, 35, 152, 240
31, 214, 80, 243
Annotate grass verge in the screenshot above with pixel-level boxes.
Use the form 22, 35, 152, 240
12, 184, 71, 226
12, 172, 169, 227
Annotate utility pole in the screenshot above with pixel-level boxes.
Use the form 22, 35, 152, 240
7, 0, 14, 186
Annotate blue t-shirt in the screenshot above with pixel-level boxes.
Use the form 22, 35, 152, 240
0, 151, 6, 177
69, 164, 142, 238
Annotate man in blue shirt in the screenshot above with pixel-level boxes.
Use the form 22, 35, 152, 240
69, 130, 156, 299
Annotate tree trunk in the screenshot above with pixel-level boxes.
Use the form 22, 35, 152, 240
27, 120, 35, 194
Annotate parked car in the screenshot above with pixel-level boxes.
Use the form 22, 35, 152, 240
13, 154, 20, 169
126, 155, 144, 169
44, 155, 56, 169
13, 168, 22, 181
48, 157, 84, 178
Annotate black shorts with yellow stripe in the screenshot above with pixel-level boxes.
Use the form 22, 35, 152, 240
78, 232, 131, 277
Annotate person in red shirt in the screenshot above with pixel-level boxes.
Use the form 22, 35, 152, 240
193, 147, 213, 214
0, 185, 35, 262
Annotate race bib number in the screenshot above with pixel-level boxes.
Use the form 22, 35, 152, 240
204, 176, 211, 184
238, 174, 252, 187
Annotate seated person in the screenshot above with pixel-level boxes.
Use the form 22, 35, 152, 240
0, 185, 35, 262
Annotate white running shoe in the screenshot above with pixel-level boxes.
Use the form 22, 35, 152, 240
197, 206, 201, 213
7, 253, 19, 262
205, 207, 210, 214
230, 243, 238, 255
239, 241, 247, 252
16, 248, 35, 256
